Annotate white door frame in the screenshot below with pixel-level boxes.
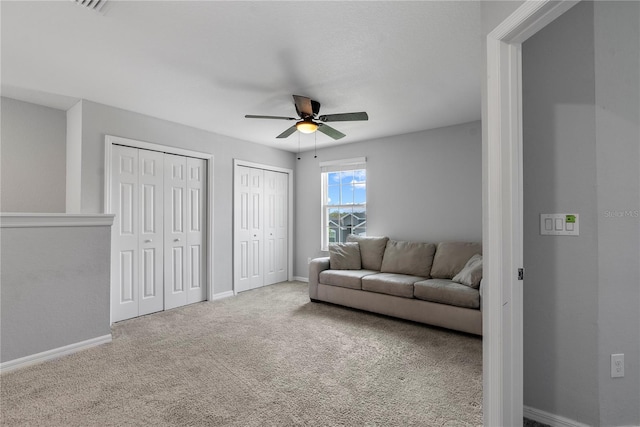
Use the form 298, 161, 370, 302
233, 159, 294, 293
104, 135, 215, 323
483, 1, 580, 425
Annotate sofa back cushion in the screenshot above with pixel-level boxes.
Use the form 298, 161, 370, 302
430, 242, 482, 279
380, 240, 436, 277
346, 235, 389, 271
452, 254, 483, 288
328, 242, 362, 270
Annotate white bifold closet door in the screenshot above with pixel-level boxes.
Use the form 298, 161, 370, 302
164, 154, 207, 310
111, 146, 206, 322
263, 169, 288, 286
111, 146, 164, 322
234, 165, 288, 293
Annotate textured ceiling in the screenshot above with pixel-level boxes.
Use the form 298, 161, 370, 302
1, 1, 482, 152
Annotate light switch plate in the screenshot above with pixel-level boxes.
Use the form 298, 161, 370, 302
540, 213, 579, 236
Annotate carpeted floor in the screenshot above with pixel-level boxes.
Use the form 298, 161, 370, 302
1, 281, 484, 426
524, 418, 551, 427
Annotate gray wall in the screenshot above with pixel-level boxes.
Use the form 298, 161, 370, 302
74, 100, 296, 295
294, 121, 482, 278
523, 2, 639, 426
1, 97, 66, 213
480, 1, 525, 37
1, 224, 111, 362
593, 2, 640, 425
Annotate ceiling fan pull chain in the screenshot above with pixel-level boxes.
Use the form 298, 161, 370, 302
314, 132, 317, 159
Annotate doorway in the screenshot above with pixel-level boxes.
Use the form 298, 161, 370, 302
483, 1, 579, 425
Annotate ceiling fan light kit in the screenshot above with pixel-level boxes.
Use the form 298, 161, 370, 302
245, 95, 368, 141
296, 120, 318, 134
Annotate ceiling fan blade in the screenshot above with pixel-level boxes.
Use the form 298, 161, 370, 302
276, 125, 298, 139
318, 112, 369, 122
245, 114, 296, 120
317, 123, 346, 140
311, 99, 321, 116
293, 95, 313, 118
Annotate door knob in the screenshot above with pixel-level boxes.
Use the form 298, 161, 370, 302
174, 238, 180, 242
145, 239, 152, 243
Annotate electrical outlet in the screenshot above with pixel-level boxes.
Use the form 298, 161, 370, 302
611, 354, 624, 378
307, 257, 312, 264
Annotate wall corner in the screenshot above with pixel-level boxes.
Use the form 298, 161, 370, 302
66, 100, 83, 213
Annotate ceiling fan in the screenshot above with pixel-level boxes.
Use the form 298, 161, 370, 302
245, 95, 368, 140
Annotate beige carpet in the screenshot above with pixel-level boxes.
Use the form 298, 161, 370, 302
1, 281, 483, 426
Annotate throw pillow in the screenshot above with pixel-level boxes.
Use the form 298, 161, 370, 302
430, 242, 483, 279
452, 254, 483, 289
328, 242, 362, 270
346, 235, 389, 271
379, 240, 436, 277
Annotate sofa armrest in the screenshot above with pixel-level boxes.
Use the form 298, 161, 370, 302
309, 257, 330, 300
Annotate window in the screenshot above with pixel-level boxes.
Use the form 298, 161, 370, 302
320, 158, 366, 250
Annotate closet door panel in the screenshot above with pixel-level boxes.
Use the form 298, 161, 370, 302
264, 170, 288, 285
164, 154, 188, 310
234, 166, 263, 292
111, 146, 140, 322
249, 169, 264, 288
186, 157, 207, 304
263, 171, 278, 285
234, 166, 251, 292
274, 171, 288, 283
138, 150, 164, 316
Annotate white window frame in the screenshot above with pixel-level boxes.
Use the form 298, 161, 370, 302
320, 157, 367, 251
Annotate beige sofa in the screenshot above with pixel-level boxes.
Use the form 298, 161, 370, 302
308, 235, 483, 336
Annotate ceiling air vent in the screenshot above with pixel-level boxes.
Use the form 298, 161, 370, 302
71, 0, 108, 12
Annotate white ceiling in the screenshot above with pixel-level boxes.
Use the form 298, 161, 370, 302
1, 1, 482, 152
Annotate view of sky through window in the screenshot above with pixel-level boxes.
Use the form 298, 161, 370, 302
327, 170, 366, 205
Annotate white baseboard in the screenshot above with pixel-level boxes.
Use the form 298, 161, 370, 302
292, 276, 309, 283
524, 405, 591, 427
0, 334, 112, 374
211, 290, 235, 301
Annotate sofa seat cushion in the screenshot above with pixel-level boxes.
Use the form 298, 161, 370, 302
361, 273, 426, 298
413, 279, 480, 309
319, 269, 378, 290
